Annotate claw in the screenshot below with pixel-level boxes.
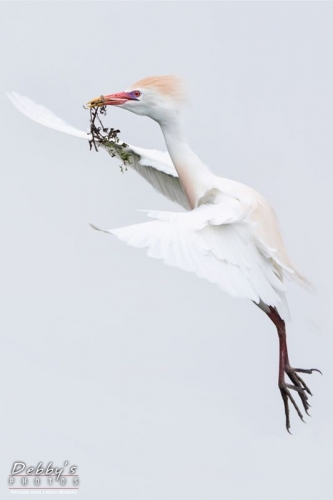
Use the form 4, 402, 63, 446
292, 372, 313, 395
285, 384, 306, 393
294, 368, 322, 376
280, 388, 291, 433
280, 364, 320, 431
266, 306, 320, 433
280, 384, 305, 422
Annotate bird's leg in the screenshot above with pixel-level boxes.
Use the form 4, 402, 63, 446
267, 307, 321, 433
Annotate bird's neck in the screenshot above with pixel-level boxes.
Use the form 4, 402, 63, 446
159, 115, 212, 209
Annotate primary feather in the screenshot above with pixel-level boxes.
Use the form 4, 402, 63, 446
7, 91, 188, 209
92, 201, 291, 320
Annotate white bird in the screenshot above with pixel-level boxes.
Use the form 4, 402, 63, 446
7, 75, 320, 432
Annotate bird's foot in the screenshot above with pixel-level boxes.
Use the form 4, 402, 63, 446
279, 366, 322, 433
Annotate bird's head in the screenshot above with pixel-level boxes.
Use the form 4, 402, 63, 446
86, 75, 186, 123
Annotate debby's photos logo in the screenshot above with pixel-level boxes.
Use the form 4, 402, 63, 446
8, 461, 79, 494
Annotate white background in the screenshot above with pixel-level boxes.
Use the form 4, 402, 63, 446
1, 2, 332, 498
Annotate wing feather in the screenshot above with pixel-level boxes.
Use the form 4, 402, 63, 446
251, 198, 310, 287
122, 146, 190, 209
6, 91, 90, 139
7, 91, 188, 209
92, 202, 291, 320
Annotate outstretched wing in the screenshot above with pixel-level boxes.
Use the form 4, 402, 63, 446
7, 92, 188, 209
6, 91, 89, 139
92, 201, 292, 320
119, 145, 190, 209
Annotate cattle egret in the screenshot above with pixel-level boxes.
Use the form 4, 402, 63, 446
7, 76, 320, 431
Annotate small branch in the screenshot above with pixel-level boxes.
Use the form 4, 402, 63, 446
85, 105, 130, 171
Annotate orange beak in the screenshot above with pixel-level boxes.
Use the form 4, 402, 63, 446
86, 91, 136, 108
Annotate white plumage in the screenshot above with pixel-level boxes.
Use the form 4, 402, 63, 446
7, 76, 319, 431
7, 91, 298, 320
94, 202, 291, 320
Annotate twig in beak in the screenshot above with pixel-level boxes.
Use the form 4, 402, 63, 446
85, 105, 131, 172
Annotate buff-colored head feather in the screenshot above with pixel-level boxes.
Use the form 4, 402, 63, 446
129, 75, 187, 103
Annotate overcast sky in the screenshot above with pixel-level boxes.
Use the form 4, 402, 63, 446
1, 2, 333, 499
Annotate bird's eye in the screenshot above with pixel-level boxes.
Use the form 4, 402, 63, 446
132, 90, 141, 98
